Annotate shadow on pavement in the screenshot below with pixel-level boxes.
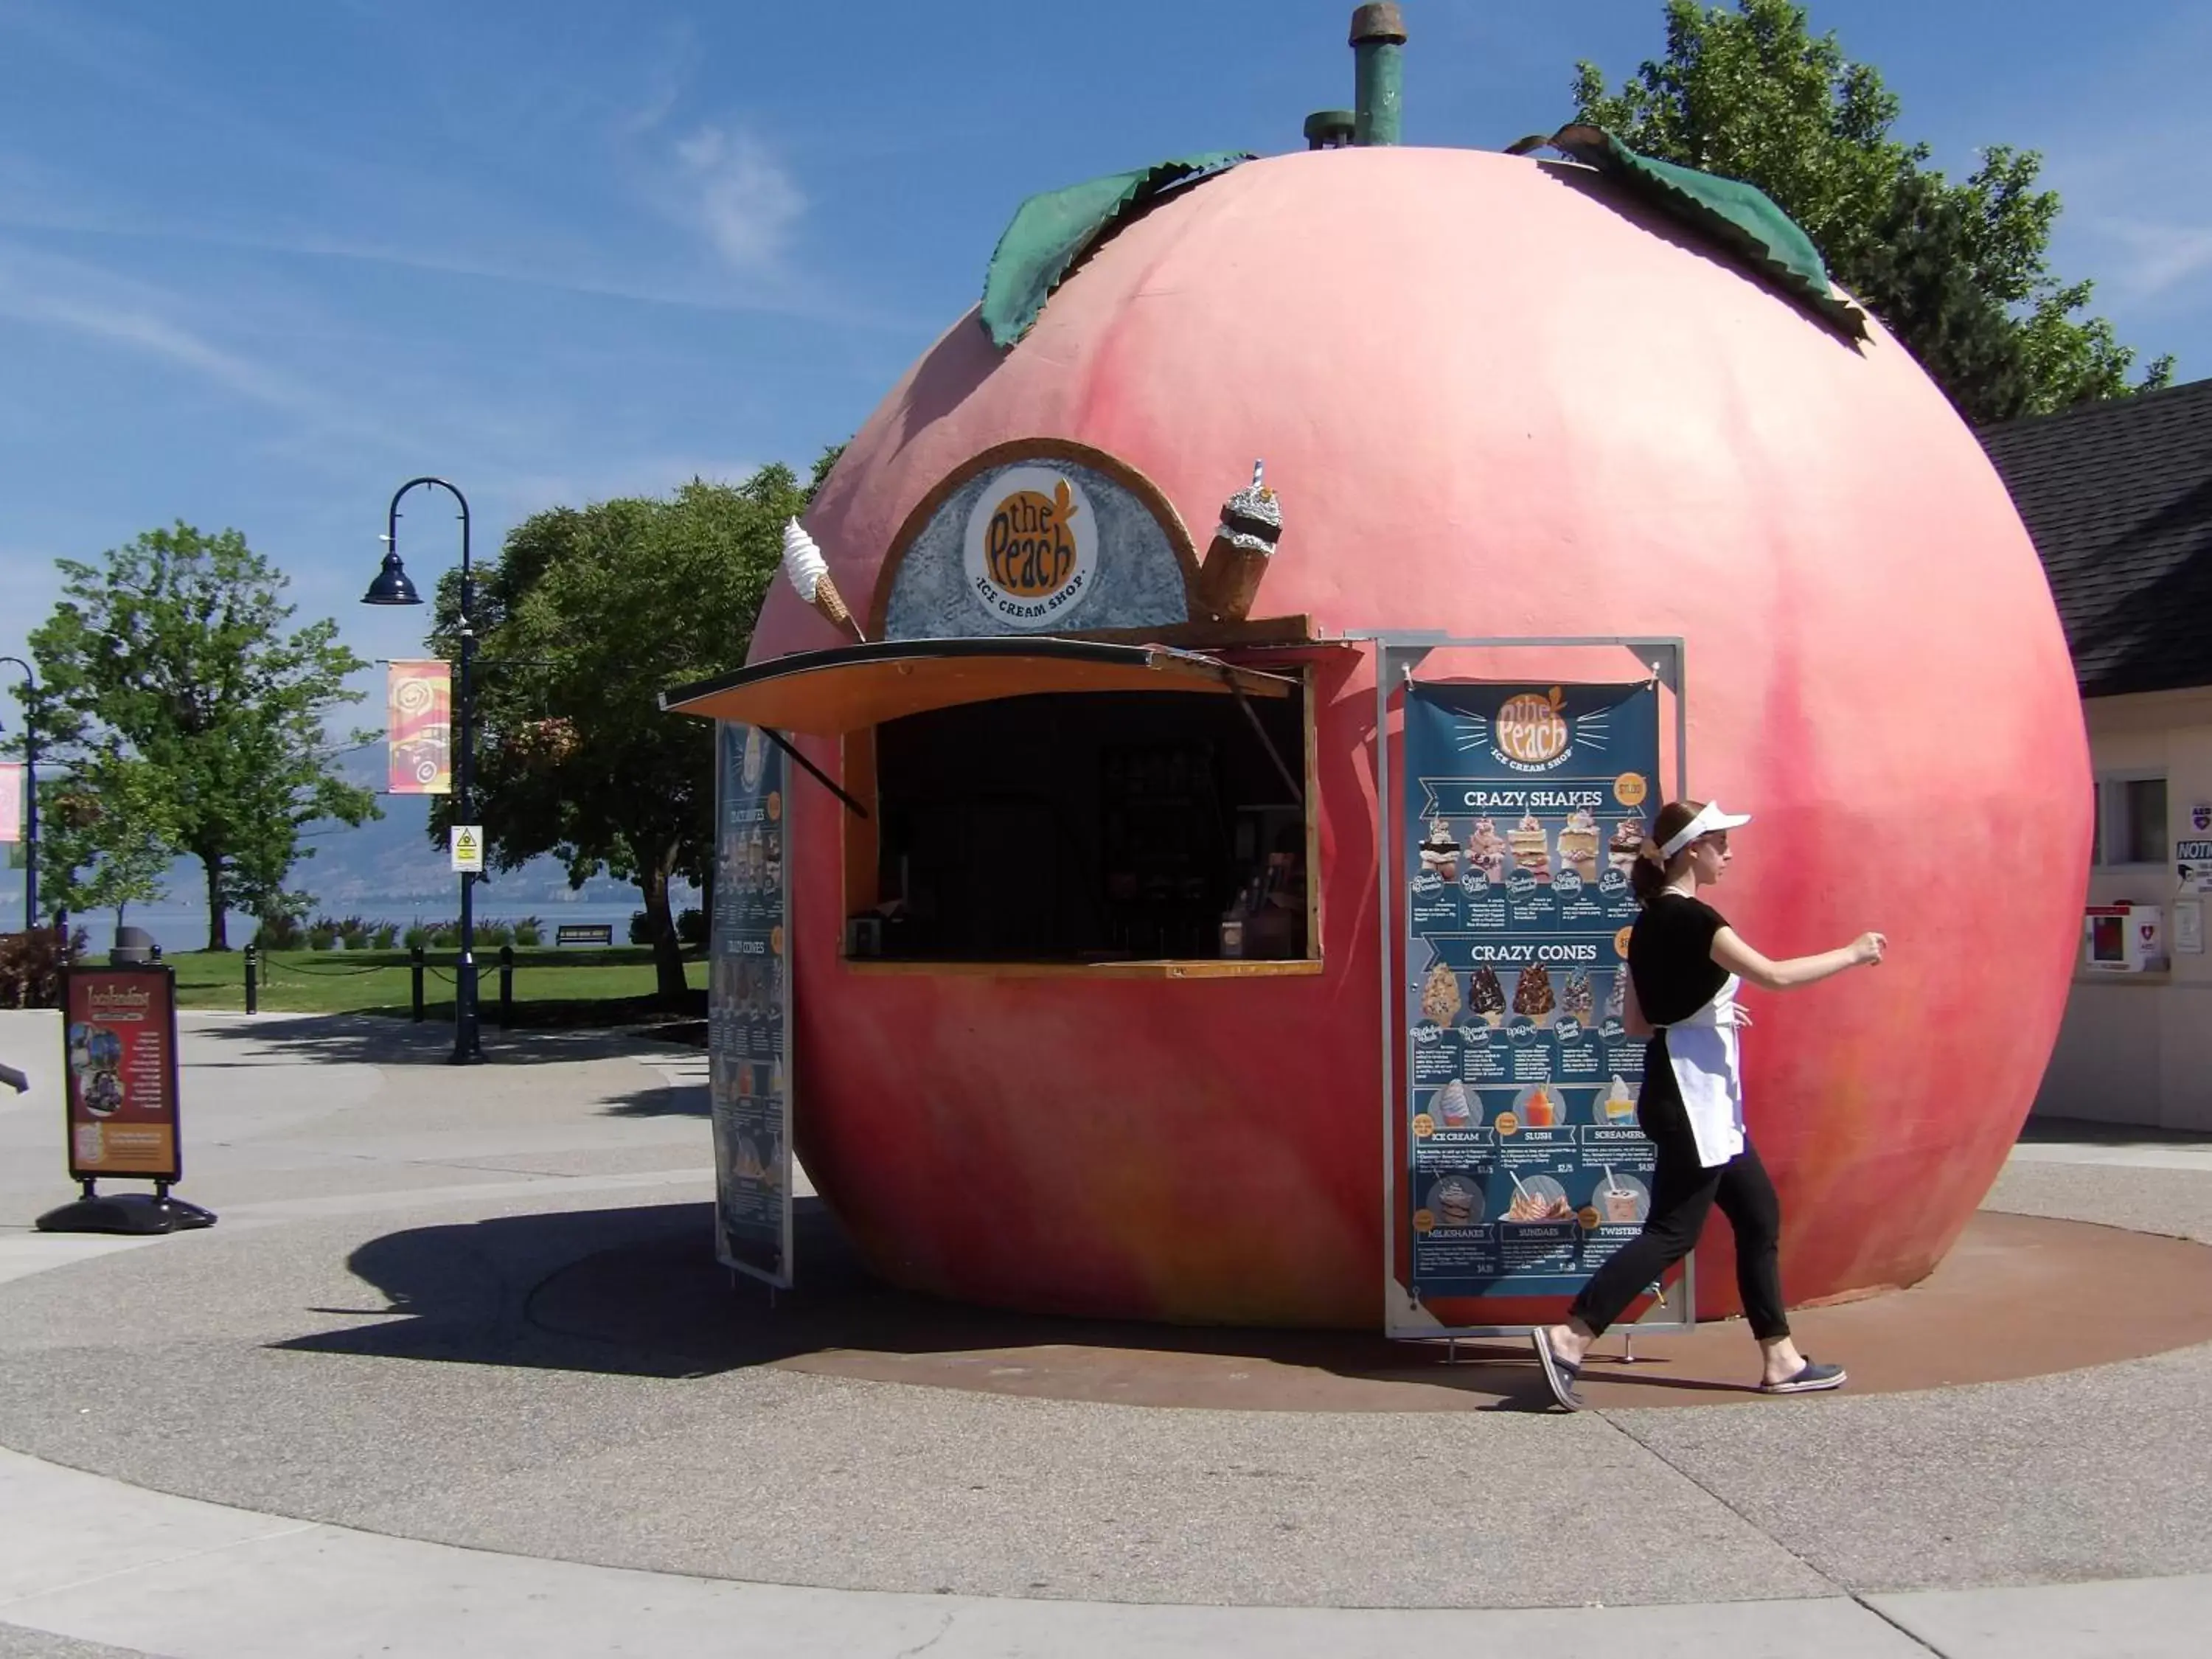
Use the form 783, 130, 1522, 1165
597, 1085, 708, 1119
2019, 1116, 2212, 1150
184, 1011, 700, 1070
268, 1197, 1576, 1408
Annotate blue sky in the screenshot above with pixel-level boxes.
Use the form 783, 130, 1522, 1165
1, 0, 2205, 704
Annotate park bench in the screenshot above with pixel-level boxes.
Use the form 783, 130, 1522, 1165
554, 923, 615, 947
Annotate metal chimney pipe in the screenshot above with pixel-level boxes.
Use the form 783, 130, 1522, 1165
1351, 4, 1406, 145
1304, 109, 1357, 150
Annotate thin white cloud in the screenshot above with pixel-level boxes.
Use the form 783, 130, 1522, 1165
0, 241, 423, 454
668, 126, 806, 273
0, 243, 313, 411
0, 543, 67, 678
613, 20, 698, 140
2090, 219, 2212, 305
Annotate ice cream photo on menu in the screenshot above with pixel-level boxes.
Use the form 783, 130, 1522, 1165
1508, 812, 1550, 878
1419, 818, 1460, 882
1470, 817, 1507, 885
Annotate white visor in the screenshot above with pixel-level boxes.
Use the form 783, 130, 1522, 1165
1658, 802, 1753, 859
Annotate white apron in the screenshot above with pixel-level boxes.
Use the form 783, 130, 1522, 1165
1655, 975, 1747, 1169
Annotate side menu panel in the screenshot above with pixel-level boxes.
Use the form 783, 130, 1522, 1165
711, 722, 793, 1288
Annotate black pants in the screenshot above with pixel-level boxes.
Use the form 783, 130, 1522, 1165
1568, 1135, 1790, 1341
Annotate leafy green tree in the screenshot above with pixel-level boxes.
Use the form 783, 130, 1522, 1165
37, 756, 180, 933
28, 524, 378, 950
428, 465, 813, 1004
1572, 0, 2172, 422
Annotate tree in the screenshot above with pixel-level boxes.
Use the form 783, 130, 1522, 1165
37, 756, 179, 933
28, 524, 378, 950
429, 464, 816, 1004
1571, 0, 2172, 423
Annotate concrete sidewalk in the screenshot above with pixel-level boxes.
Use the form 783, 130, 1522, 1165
1, 1012, 2208, 1656
6, 1446, 2212, 1658
4, 1449, 2208, 1658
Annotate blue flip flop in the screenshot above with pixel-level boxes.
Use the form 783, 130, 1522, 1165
1760, 1358, 1847, 1395
1531, 1327, 1585, 1412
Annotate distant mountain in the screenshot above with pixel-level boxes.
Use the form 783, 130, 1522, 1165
288, 746, 698, 909
0, 745, 696, 915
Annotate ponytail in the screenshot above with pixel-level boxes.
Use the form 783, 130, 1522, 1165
1630, 800, 1707, 906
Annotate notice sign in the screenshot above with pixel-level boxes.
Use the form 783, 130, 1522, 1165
63, 967, 183, 1180
449, 825, 484, 872
1402, 682, 1663, 1301
2177, 838, 2212, 894
710, 723, 792, 1288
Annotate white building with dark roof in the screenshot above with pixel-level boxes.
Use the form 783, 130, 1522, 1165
1981, 377, 2212, 1129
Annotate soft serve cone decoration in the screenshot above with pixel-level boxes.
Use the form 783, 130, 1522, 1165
781, 518, 866, 642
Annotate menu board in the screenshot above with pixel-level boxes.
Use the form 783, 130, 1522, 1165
63, 967, 182, 1180
711, 722, 793, 1288
1402, 682, 1662, 1301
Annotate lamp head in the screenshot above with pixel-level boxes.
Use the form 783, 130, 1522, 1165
362, 550, 422, 606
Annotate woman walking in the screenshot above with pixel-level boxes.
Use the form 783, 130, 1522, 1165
1532, 800, 1885, 1410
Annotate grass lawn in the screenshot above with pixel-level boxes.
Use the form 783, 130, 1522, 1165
169, 945, 707, 1023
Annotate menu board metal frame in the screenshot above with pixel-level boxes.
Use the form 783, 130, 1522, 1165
1370, 636, 1693, 1343
712, 720, 795, 1290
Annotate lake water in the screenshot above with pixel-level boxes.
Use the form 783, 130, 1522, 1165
30, 899, 695, 956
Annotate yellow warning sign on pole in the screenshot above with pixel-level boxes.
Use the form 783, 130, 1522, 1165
449, 825, 484, 873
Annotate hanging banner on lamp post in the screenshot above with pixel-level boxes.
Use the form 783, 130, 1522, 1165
0, 762, 22, 844
386, 660, 452, 794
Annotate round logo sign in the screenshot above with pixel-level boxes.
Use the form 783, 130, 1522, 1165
963, 467, 1097, 629
1494, 689, 1571, 766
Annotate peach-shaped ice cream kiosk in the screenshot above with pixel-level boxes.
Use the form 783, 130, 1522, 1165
664, 7, 2089, 1335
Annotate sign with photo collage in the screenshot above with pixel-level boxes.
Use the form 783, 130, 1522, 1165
63, 967, 184, 1181
712, 722, 793, 1288
1402, 682, 1662, 1301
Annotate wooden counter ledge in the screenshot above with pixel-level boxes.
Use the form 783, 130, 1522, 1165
840, 957, 1325, 980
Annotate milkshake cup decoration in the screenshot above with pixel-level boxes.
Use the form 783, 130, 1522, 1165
781, 518, 867, 642
1194, 460, 1282, 623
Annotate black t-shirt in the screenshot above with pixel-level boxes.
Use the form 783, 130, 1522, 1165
1627, 893, 1730, 1026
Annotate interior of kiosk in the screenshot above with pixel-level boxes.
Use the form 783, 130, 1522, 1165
664, 639, 1320, 968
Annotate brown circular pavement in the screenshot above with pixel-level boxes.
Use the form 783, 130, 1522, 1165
527, 1208, 2212, 1410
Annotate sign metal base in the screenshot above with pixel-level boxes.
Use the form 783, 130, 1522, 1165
36, 1183, 218, 1236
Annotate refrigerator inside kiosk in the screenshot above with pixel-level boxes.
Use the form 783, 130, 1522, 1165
2084, 903, 2164, 973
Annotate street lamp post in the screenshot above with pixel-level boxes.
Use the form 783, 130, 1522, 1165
0, 656, 37, 933
363, 478, 484, 1065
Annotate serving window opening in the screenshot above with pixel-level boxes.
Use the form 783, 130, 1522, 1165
847, 678, 1315, 968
